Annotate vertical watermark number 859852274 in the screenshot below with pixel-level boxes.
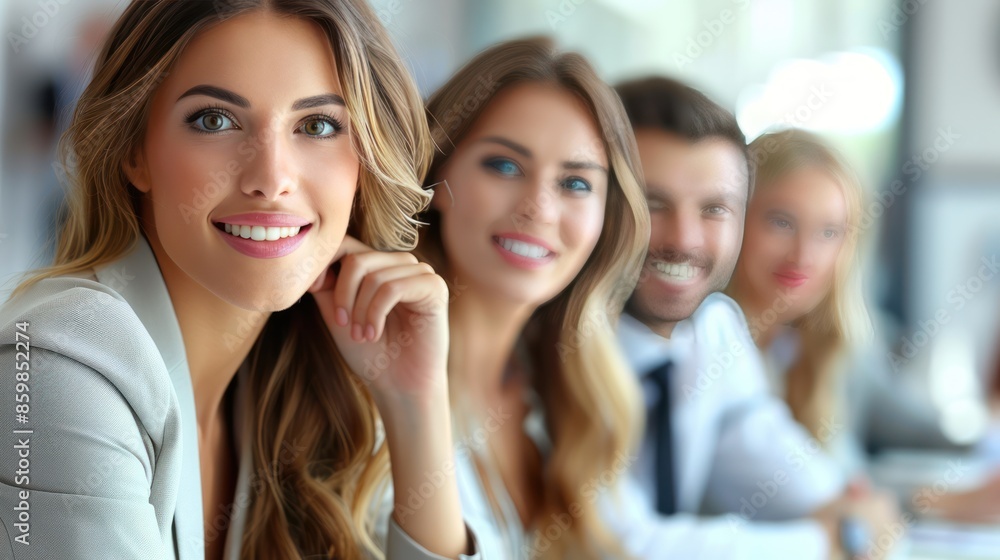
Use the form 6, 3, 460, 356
11, 321, 33, 546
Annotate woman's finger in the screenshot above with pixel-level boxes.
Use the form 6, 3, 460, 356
364, 272, 448, 341
338, 251, 419, 340
353, 262, 437, 341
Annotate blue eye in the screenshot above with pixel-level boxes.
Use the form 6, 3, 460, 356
188, 110, 236, 134
770, 218, 793, 230
822, 229, 841, 239
561, 176, 592, 192
484, 157, 522, 177
705, 205, 727, 215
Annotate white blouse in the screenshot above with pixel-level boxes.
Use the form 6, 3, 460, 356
450, 371, 552, 558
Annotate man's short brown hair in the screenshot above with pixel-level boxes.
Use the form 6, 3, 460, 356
615, 76, 754, 193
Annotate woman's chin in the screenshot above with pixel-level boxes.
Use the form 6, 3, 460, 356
209, 282, 308, 313
493, 279, 566, 309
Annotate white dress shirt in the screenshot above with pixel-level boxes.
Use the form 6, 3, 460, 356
603, 292, 845, 559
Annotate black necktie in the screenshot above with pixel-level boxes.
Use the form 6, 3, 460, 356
648, 360, 676, 515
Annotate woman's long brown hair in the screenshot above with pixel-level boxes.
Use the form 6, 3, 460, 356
417, 37, 649, 559
13, 1, 432, 558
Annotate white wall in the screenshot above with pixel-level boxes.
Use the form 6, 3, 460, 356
910, 0, 1000, 175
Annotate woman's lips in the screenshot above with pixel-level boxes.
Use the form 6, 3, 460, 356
215, 222, 312, 259
491, 235, 556, 270
774, 271, 808, 288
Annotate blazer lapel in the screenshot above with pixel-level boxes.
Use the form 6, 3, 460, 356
94, 235, 206, 560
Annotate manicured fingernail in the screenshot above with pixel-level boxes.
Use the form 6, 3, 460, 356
365, 325, 375, 341
335, 307, 349, 327
351, 323, 362, 341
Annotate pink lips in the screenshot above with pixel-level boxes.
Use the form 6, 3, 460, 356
491, 232, 557, 270
213, 212, 312, 259
493, 232, 556, 253
773, 270, 808, 288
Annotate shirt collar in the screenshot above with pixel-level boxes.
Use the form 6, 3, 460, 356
617, 312, 694, 376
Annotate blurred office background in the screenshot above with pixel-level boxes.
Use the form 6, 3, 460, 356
0, 1, 999, 555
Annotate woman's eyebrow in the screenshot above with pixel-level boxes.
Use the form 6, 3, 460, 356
292, 93, 346, 110
765, 209, 796, 221
176, 84, 345, 109
563, 160, 608, 174
478, 135, 532, 158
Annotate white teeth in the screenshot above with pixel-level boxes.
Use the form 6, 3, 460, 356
497, 237, 551, 259
653, 261, 698, 281
221, 223, 304, 241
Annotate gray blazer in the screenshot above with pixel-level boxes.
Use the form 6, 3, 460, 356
0, 236, 480, 560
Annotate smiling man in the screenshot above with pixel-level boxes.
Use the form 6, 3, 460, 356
602, 77, 891, 560
625, 103, 749, 336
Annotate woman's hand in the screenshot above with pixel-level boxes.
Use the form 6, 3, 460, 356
308, 235, 450, 403
926, 471, 1000, 524
308, 236, 470, 558
812, 483, 902, 560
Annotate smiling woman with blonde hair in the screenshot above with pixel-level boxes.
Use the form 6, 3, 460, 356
0, 1, 480, 559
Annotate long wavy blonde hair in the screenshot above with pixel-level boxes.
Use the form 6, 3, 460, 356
417, 37, 649, 559
728, 129, 873, 438
12, 1, 432, 558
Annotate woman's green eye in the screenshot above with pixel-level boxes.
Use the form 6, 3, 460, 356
305, 121, 324, 135
300, 118, 342, 138
204, 114, 224, 130
192, 112, 234, 132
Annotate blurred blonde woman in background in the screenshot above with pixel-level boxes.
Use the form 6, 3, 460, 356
728, 129, 1000, 538
416, 37, 649, 559
727, 128, 874, 460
